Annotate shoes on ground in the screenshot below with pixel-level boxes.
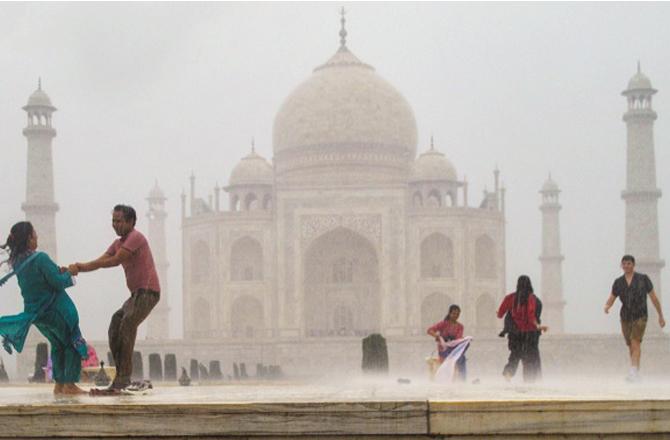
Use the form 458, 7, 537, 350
625, 370, 641, 383
125, 380, 153, 392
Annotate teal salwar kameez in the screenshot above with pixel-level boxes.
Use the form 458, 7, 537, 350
0, 252, 87, 383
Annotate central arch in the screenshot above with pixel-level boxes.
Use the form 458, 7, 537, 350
304, 227, 380, 337
231, 295, 264, 339
420, 233, 454, 278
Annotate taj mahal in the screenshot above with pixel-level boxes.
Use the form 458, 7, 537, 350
181, 20, 511, 343
13, 13, 669, 378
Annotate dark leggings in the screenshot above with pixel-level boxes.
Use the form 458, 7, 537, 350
503, 331, 541, 382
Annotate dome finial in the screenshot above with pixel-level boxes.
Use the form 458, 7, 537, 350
339, 7, 347, 48
38, 77, 42, 91
637, 60, 641, 74
251, 136, 255, 153
430, 134, 435, 151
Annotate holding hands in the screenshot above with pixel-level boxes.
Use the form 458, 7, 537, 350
59, 263, 81, 276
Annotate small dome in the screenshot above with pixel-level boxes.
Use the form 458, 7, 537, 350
229, 149, 274, 186
148, 181, 165, 199
626, 63, 654, 92
541, 175, 559, 192
26, 86, 55, 108
410, 141, 457, 183
627, 72, 652, 91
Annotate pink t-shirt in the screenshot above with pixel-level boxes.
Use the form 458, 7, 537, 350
106, 229, 160, 293
427, 320, 464, 341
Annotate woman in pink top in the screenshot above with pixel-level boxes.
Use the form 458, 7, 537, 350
427, 304, 467, 380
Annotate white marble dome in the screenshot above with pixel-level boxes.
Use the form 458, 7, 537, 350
627, 72, 652, 91
229, 149, 274, 186
273, 46, 418, 159
26, 88, 54, 108
542, 176, 560, 192
410, 143, 457, 182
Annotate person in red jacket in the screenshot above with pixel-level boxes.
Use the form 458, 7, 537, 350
497, 275, 548, 382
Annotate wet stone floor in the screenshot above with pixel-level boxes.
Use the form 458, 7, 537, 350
1, 374, 669, 406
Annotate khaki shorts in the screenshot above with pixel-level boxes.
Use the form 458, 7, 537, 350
621, 318, 647, 346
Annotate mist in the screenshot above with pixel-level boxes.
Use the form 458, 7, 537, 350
1, 2, 670, 348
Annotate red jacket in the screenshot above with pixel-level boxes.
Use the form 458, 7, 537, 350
497, 292, 538, 332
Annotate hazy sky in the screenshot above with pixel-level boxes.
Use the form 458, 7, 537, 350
1, 2, 670, 343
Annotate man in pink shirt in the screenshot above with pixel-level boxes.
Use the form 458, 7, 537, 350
74, 205, 160, 392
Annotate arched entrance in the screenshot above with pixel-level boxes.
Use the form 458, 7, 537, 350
304, 227, 380, 337
231, 295, 264, 339
420, 232, 454, 278
230, 236, 263, 281
420, 292, 454, 330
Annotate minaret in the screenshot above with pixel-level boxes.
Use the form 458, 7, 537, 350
622, 63, 665, 329
22, 79, 59, 258
145, 181, 171, 339
539, 175, 565, 333
17, 80, 58, 378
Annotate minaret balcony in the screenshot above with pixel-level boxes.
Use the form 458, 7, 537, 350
22, 126, 56, 137
623, 110, 657, 122
633, 257, 666, 270
621, 188, 662, 201
539, 255, 565, 263
21, 202, 59, 213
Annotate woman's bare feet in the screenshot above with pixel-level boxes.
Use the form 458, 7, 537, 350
61, 383, 87, 395
53, 383, 64, 395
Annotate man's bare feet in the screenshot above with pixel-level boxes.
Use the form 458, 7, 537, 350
53, 383, 64, 395
61, 383, 87, 395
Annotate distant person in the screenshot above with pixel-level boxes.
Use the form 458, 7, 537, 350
73, 205, 160, 394
427, 304, 468, 381
81, 343, 100, 369
0, 221, 88, 395
604, 255, 665, 382
497, 275, 547, 382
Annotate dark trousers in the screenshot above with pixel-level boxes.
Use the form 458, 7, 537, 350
503, 331, 542, 382
108, 289, 159, 387
454, 354, 467, 381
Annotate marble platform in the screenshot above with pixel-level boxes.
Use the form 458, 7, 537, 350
1, 376, 670, 438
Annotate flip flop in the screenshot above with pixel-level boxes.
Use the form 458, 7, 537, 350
89, 387, 123, 396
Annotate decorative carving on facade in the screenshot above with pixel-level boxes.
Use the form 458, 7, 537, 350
229, 229, 264, 243
300, 214, 382, 250
419, 227, 453, 242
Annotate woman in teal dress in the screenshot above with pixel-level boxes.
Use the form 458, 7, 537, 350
0, 221, 88, 395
